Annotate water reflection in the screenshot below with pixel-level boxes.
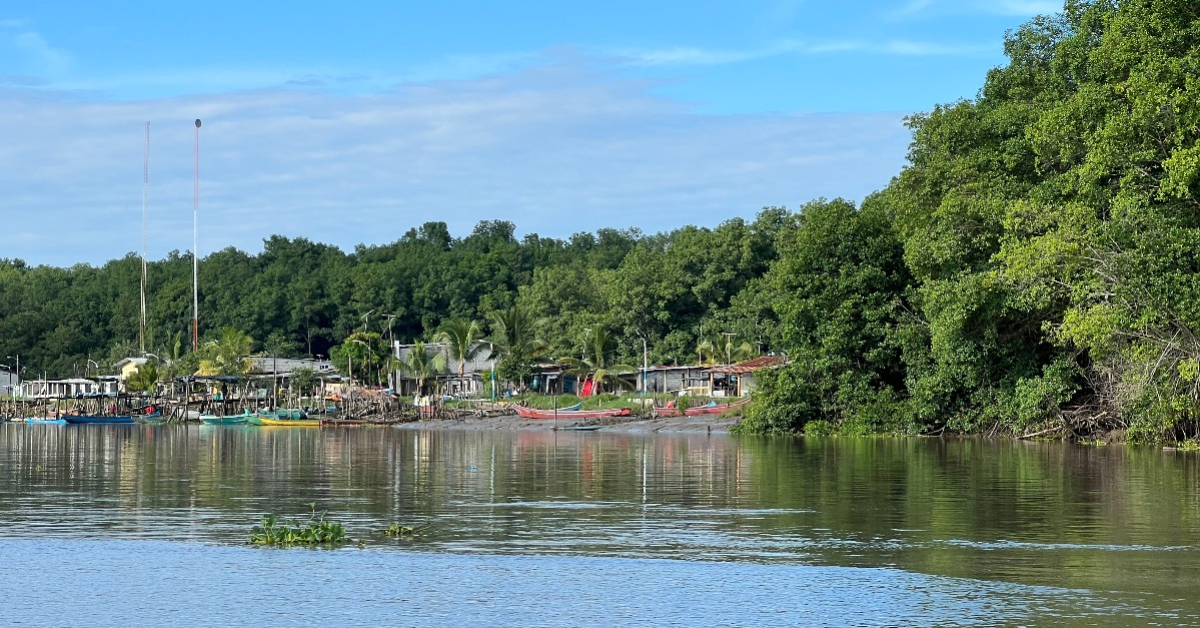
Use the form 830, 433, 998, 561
3, 424, 1200, 623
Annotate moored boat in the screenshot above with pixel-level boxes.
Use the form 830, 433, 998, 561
63, 415, 135, 425
320, 418, 367, 427
199, 411, 252, 425
512, 405, 631, 420
134, 410, 166, 424
24, 417, 67, 425
654, 397, 750, 417
255, 414, 320, 427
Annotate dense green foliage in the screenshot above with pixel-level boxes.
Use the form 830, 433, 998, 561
3, 1, 1199, 441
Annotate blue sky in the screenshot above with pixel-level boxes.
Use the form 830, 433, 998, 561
0, 0, 1061, 266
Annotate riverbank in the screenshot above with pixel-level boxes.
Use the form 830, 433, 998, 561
394, 412, 740, 433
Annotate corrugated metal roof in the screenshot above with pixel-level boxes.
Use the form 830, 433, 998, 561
706, 356, 788, 374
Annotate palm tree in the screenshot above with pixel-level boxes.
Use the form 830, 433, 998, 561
399, 341, 447, 395
333, 332, 388, 386
126, 362, 160, 394
200, 327, 254, 376
696, 332, 754, 366
559, 328, 637, 394
434, 319, 486, 379
487, 304, 548, 387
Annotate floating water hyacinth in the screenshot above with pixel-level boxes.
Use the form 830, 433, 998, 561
250, 503, 348, 546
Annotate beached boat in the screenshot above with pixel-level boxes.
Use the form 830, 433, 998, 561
199, 411, 252, 425
512, 405, 631, 420
654, 397, 750, 417
63, 415, 135, 425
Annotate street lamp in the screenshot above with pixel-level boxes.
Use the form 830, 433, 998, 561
86, 359, 99, 378
634, 331, 648, 394
5, 355, 18, 387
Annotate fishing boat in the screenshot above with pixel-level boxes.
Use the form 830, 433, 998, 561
24, 417, 67, 425
654, 397, 751, 417
559, 424, 603, 431
254, 414, 320, 427
255, 408, 308, 421
512, 405, 631, 420
63, 416, 135, 425
133, 410, 165, 424
199, 410, 252, 425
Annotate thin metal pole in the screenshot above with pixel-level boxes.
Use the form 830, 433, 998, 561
140, 122, 150, 355
192, 119, 201, 352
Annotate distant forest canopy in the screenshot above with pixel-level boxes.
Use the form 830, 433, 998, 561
4, 1, 1200, 442
0, 215, 788, 379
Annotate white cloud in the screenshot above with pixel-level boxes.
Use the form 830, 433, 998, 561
618, 36, 993, 68
0, 62, 911, 266
620, 46, 770, 67
0, 22, 71, 76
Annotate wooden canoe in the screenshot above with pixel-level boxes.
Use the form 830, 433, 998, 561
319, 418, 367, 427
199, 412, 251, 425
63, 416, 135, 425
255, 415, 320, 427
513, 405, 631, 420
655, 397, 750, 417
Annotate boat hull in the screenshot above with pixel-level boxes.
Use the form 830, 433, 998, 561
199, 414, 250, 425
654, 397, 750, 417
512, 405, 631, 420
63, 416, 135, 425
255, 415, 320, 427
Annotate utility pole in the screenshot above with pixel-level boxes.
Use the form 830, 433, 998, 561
722, 332, 736, 365
192, 118, 201, 352
635, 331, 648, 394
140, 121, 150, 355
383, 314, 397, 391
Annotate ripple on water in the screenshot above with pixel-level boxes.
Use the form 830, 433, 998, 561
0, 538, 1181, 628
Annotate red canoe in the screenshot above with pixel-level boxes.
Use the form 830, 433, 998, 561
654, 397, 751, 417
513, 405, 632, 420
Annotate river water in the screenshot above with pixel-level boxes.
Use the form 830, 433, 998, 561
1, 424, 1197, 626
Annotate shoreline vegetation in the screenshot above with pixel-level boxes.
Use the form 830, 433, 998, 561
4, 2, 1200, 444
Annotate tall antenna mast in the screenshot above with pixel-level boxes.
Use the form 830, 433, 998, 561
140, 121, 150, 355
192, 118, 201, 352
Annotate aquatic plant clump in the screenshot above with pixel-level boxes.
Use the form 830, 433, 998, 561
250, 505, 348, 546
381, 523, 427, 540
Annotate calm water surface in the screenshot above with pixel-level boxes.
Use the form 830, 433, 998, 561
2, 424, 1198, 626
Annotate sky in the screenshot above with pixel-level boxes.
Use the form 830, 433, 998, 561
0, 0, 1062, 266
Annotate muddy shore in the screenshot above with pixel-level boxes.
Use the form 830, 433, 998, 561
393, 412, 740, 434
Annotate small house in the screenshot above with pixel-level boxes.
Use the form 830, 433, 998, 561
705, 356, 788, 397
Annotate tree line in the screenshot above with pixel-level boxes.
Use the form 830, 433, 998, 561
3, 1, 1198, 441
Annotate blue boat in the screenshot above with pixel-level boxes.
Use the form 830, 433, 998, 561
63, 416, 135, 425
25, 417, 67, 425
